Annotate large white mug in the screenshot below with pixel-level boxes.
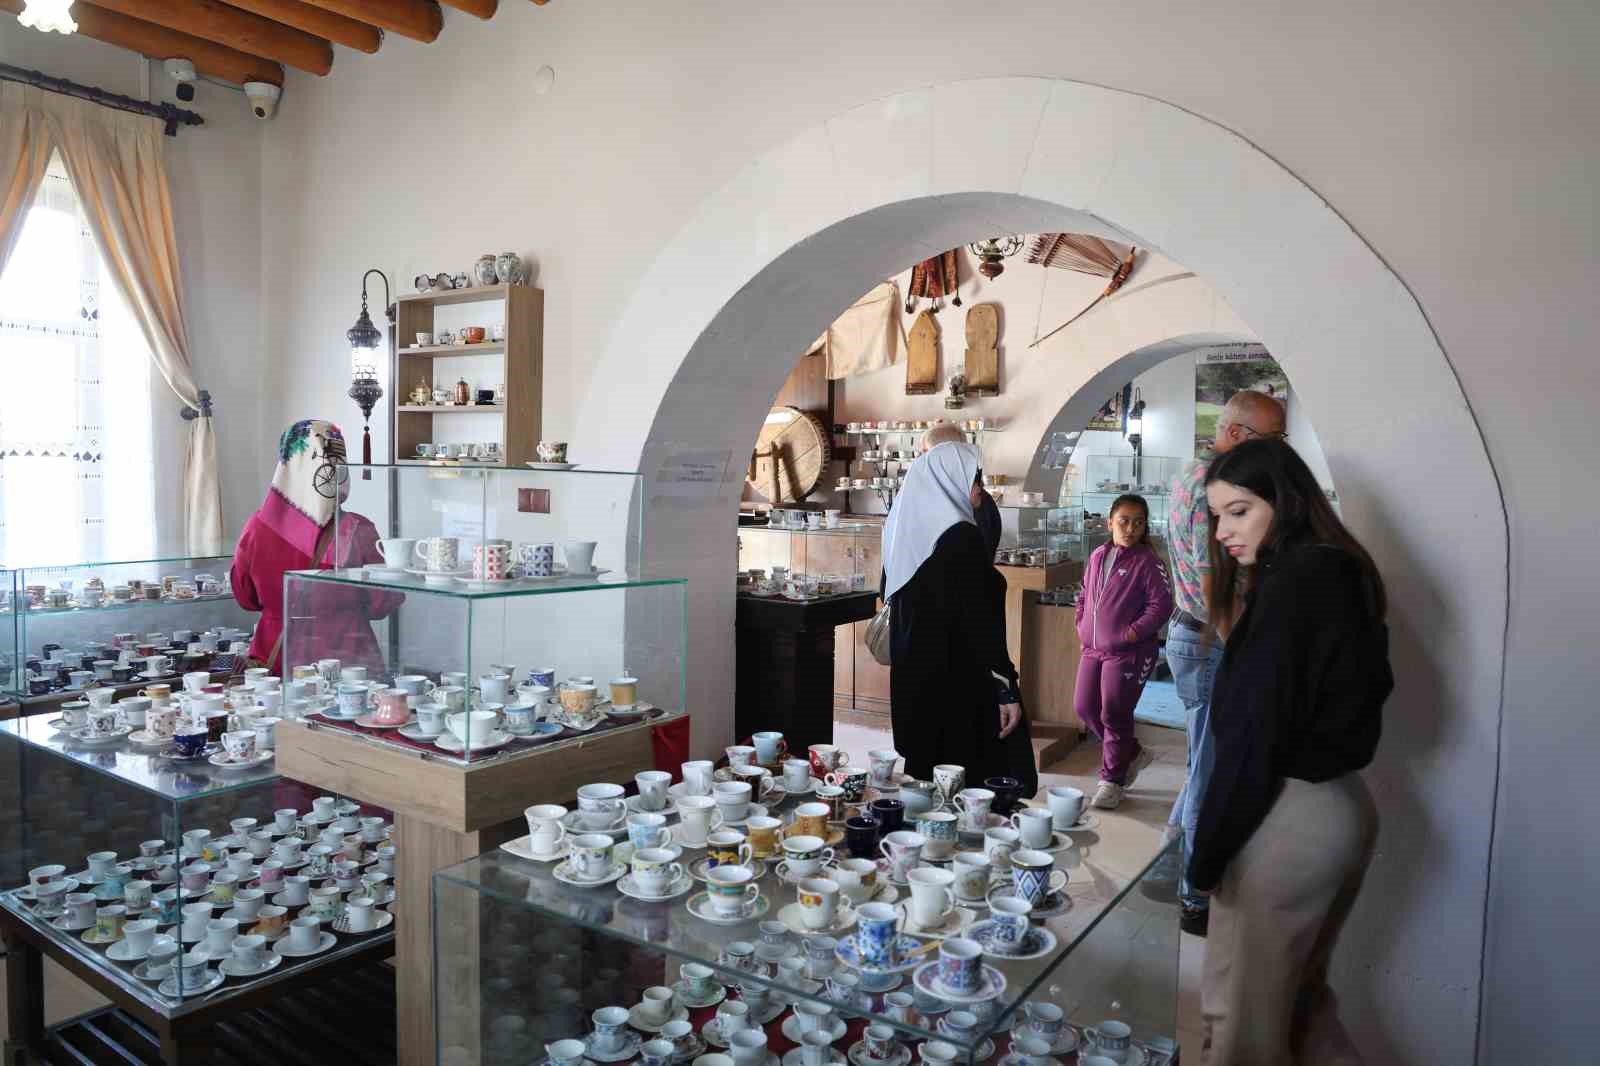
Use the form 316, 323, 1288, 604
377, 538, 416, 567
413, 536, 460, 572
562, 540, 598, 575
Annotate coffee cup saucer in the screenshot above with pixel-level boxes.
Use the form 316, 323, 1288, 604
780, 1013, 848, 1045
715, 803, 769, 829
584, 1029, 644, 1063
499, 834, 571, 863
70, 725, 132, 746
1057, 813, 1100, 833
50, 912, 96, 932
433, 730, 513, 754
778, 900, 857, 936
627, 1001, 689, 1033
1005, 1015, 1080, 1055
332, 910, 393, 934
784, 776, 825, 797
271, 930, 338, 958
685, 891, 771, 926
911, 960, 1007, 1005
617, 871, 694, 902
671, 977, 727, 1010
209, 750, 274, 771
127, 729, 173, 747
80, 926, 124, 946
624, 794, 677, 819
969, 919, 1058, 960
669, 825, 712, 850
268, 890, 312, 909
847, 1039, 914, 1066
560, 809, 628, 837
524, 460, 578, 470
933, 1021, 994, 1061
219, 953, 283, 978
354, 710, 415, 730
397, 722, 444, 742
893, 901, 973, 939
159, 969, 224, 997
688, 857, 760, 883
132, 958, 174, 982
106, 933, 174, 962
985, 883, 1071, 918
551, 860, 628, 888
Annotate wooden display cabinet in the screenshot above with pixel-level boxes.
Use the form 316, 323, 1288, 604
393, 284, 543, 467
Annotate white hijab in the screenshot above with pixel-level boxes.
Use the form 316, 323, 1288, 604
881, 441, 981, 601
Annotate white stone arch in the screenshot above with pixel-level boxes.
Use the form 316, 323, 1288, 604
577, 79, 1503, 1062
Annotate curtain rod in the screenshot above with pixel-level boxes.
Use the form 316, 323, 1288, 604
0, 62, 203, 136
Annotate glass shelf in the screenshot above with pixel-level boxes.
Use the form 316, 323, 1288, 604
290, 566, 686, 600
19, 591, 237, 619
1, 714, 280, 803
433, 806, 1179, 1064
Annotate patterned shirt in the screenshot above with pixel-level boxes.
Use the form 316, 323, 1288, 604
1167, 458, 1211, 621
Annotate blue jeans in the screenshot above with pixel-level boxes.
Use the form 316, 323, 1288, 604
1166, 624, 1223, 909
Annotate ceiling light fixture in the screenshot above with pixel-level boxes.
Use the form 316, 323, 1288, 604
966, 235, 1024, 279
18, 0, 78, 34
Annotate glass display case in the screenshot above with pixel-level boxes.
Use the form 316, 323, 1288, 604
0, 713, 396, 1013
433, 795, 1180, 1065
993, 504, 1099, 566
1071, 455, 1185, 539
737, 523, 876, 597
5, 554, 255, 704
280, 569, 687, 764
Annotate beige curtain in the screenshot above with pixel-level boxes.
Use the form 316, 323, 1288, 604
0, 85, 221, 556
0, 84, 55, 279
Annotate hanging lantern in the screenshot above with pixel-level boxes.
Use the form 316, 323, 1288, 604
967, 235, 1024, 279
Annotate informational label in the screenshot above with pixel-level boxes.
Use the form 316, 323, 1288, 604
655, 448, 732, 497
439, 502, 492, 543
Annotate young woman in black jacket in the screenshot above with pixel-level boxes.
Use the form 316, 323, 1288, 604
1191, 439, 1392, 1065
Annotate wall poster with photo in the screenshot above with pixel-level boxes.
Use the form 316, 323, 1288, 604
1194, 345, 1289, 456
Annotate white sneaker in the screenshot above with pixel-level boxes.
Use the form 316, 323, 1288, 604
1124, 746, 1156, 789
1092, 781, 1124, 809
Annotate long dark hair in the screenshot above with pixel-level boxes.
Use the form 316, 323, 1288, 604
1107, 493, 1152, 547
1205, 439, 1386, 634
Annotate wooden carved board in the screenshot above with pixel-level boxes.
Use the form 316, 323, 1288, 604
749, 406, 831, 502
906, 311, 940, 395
965, 303, 999, 395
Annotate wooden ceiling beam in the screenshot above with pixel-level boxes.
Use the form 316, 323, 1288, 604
0, 1, 285, 86
221, 0, 383, 54
84, 0, 332, 76
297, 0, 442, 43
440, 0, 496, 16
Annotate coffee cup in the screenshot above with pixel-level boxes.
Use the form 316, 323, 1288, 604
609, 675, 638, 709
1012, 806, 1056, 848
222, 730, 257, 762
879, 830, 926, 882
524, 804, 568, 855
634, 770, 671, 811
286, 916, 321, 954
907, 867, 956, 929
414, 536, 461, 572
681, 760, 715, 796
1045, 785, 1086, 828
1084, 1020, 1133, 1061
956, 787, 995, 832
674, 795, 722, 846
627, 811, 671, 851
562, 540, 597, 574
630, 848, 685, 895
825, 766, 870, 803
751, 730, 786, 764
570, 833, 616, 880
518, 541, 555, 577
984, 826, 1021, 868
781, 834, 834, 878
123, 915, 157, 953
575, 782, 626, 829
1009, 849, 1068, 906
782, 758, 813, 792
706, 829, 754, 870
704, 865, 759, 918
713, 780, 754, 822
790, 802, 831, 839
278, 875, 311, 906
797, 877, 841, 931
832, 857, 880, 904
745, 816, 783, 861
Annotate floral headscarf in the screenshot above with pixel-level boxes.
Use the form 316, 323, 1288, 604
258, 420, 347, 557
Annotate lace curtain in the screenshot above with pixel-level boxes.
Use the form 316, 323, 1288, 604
0, 155, 154, 567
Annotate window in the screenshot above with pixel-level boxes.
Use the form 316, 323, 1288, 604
0, 154, 155, 567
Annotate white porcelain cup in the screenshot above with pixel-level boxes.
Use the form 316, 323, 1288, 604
287, 916, 320, 953
634, 770, 671, 811
1012, 807, 1056, 849
906, 866, 956, 928
562, 540, 598, 575
797, 877, 841, 930
639, 985, 674, 1024
204, 917, 238, 957
377, 538, 416, 566
783, 758, 812, 791
525, 804, 568, 854
952, 852, 992, 900
123, 918, 158, 954
345, 894, 378, 931
713, 780, 753, 823
1045, 785, 1086, 828
681, 760, 715, 796
674, 796, 723, 845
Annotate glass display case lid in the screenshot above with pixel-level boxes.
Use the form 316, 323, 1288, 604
287, 567, 686, 601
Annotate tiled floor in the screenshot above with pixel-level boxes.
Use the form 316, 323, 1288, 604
833, 716, 1205, 1056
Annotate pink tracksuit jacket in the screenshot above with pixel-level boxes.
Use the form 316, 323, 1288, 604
1075, 541, 1174, 658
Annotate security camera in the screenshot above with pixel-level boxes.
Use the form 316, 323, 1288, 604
164, 58, 197, 102
243, 81, 280, 120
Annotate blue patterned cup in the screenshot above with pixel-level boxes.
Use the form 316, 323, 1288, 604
936, 936, 982, 995
528, 666, 557, 689
915, 811, 959, 860
1009, 849, 1068, 906
987, 896, 1032, 952
854, 901, 900, 968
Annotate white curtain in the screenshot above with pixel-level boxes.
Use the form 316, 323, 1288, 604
0, 156, 155, 567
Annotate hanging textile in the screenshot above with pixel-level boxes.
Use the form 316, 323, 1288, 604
904, 249, 962, 313
1026, 233, 1141, 349
807, 280, 904, 379
0, 82, 219, 556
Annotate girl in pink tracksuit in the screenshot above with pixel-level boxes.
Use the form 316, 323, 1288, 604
1075, 494, 1174, 799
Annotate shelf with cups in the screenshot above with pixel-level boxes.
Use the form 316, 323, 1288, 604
0, 714, 396, 1044
394, 284, 542, 467
428, 769, 1181, 1066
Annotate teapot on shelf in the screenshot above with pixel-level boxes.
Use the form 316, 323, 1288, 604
410, 378, 432, 406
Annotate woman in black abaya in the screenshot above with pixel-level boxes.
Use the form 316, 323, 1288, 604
884, 441, 1029, 786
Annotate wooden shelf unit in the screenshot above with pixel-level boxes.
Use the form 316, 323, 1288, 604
393, 285, 543, 466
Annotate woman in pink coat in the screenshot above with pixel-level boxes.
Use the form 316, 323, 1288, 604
1075, 493, 1174, 809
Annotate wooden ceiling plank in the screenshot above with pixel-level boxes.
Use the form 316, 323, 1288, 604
440, 0, 496, 16
86, 0, 333, 76
297, 0, 442, 43
222, 0, 383, 54
0, 0, 285, 85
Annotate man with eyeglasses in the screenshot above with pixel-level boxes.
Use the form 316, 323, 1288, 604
1165, 389, 1286, 936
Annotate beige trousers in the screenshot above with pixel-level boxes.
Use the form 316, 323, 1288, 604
1201, 774, 1378, 1066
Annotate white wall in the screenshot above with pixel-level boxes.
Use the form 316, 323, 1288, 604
0, 32, 265, 555
12, 0, 1585, 1058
